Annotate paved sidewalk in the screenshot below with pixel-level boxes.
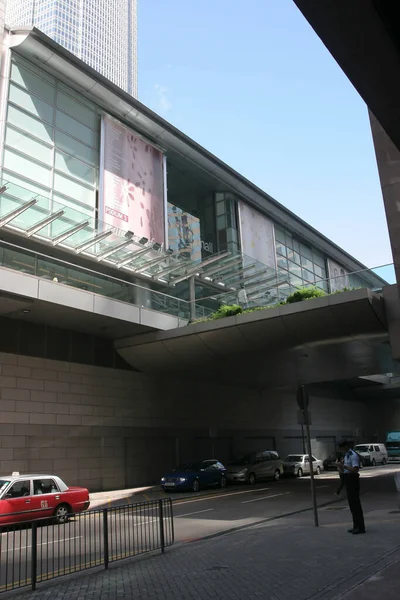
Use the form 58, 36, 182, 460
6, 491, 400, 600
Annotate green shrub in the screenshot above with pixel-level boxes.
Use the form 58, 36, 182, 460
212, 304, 243, 319
285, 287, 326, 304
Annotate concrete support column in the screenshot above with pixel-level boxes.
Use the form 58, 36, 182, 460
369, 111, 400, 284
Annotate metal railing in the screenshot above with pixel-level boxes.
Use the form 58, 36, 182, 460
0, 238, 191, 320
0, 498, 174, 593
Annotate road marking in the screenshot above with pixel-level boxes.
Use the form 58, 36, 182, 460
242, 492, 290, 504
317, 485, 329, 489
176, 508, 214, 518
173, 487, 272, 506
1, 536, 82, 553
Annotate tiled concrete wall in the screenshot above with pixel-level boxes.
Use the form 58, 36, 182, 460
0, 351, 372, 491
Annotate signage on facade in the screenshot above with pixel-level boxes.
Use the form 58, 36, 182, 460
238, 201, 276, 268
99, 115, 165, 246
327, 258, 349, 293
167, 203, 201, 261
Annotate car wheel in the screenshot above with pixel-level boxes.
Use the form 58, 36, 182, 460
54, 504, 70, 525
220, 475, 227, 488
382, 457, 387, 465
192, 479, 200, 493
273, 469, 280, 481
372, 459, 376, 466
248, 473, 256, 485
316, 466, 321, 475
297, 468, 303, 478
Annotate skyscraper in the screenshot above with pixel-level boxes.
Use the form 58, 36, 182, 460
5, 0, 138, 97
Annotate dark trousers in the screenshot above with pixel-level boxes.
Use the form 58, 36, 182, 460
336, 472, 345, 494
345, 474, 365, 531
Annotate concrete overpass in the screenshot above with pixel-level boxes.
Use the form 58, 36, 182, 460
115, 287, 400, 389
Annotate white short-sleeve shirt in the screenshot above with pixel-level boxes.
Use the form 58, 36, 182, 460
343, 450, 360, 473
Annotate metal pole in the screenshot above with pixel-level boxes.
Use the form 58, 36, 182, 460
301, 423, 306, 454
189, 275, 196, 321
31, 522, 37, 591
301, 385, 319, 527
159, 499, 165, 553
103, 509, 109, 569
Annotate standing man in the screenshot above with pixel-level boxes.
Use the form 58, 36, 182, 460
337, 441, 365, 534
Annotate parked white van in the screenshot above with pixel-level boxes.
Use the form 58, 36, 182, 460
353, 443, 388, 466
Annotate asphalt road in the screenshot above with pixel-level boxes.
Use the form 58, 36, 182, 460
1, 465, 399, 593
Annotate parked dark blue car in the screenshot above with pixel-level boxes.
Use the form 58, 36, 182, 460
161, 460, 227, 493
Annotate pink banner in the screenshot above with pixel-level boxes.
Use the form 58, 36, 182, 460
101, 115, 165, 245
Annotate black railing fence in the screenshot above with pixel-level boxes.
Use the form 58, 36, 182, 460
0, 498, 174, 593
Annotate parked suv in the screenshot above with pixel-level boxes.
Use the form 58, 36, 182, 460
353, 443, 388, 466
226, 451, 283, 484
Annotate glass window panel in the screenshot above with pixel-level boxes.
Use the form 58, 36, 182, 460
10, 62, 55, 104
216, 215, 226, 230
53, 172, 95, 207
2, 170, 50, 197
277, 256, 288, 269
314, 264, 325, 278
55, 129, 97, 165
3, 148, 51, 187
9, 83, 54, 123
285, 233, 293, 248
52, 193, 95, 219
276, 243, 286, 257
274, 227, 285, 243
7, 105, 53, 144
293, 239, 300, 253
288, 248, 301, 264
289, 275, 303, 288
300, 256, 313, 270
55, 151, 95, 185
5, 126, 53, 165
13, 57, 55, 85
302, 268, 315, 283
56, 90, 97, 129
216, 201, 225, 216
300, 243, 313, 260
288, 261, 302, 277
55, 110, 95, 147
312, 251, 325, 267
58, 82, 94, 109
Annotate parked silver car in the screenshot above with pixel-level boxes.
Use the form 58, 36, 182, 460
226, 451, 283, 484
283, 454, 323, 477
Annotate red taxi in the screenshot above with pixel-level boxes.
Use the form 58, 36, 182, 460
0, 473, 90, 526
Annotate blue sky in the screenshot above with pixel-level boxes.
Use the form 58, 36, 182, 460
138, 0, 392, 269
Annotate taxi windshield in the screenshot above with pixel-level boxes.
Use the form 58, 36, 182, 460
0, 480, 10, 491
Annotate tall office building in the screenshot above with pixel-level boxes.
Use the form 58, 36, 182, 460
5, 0, 138, 96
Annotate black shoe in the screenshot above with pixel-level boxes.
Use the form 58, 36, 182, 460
348, 529, 355, 533
352, 529, 366, 535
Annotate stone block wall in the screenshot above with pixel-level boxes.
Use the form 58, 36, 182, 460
0, 351, 374, 491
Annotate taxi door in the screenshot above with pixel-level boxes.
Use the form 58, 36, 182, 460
0, 479, 33, 525
29, 478, 59, 520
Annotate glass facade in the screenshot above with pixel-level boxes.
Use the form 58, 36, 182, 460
0, 53, 389, 318
2, 56, 99, 221
5, 0, 138, 97
274, 226, 329, 298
